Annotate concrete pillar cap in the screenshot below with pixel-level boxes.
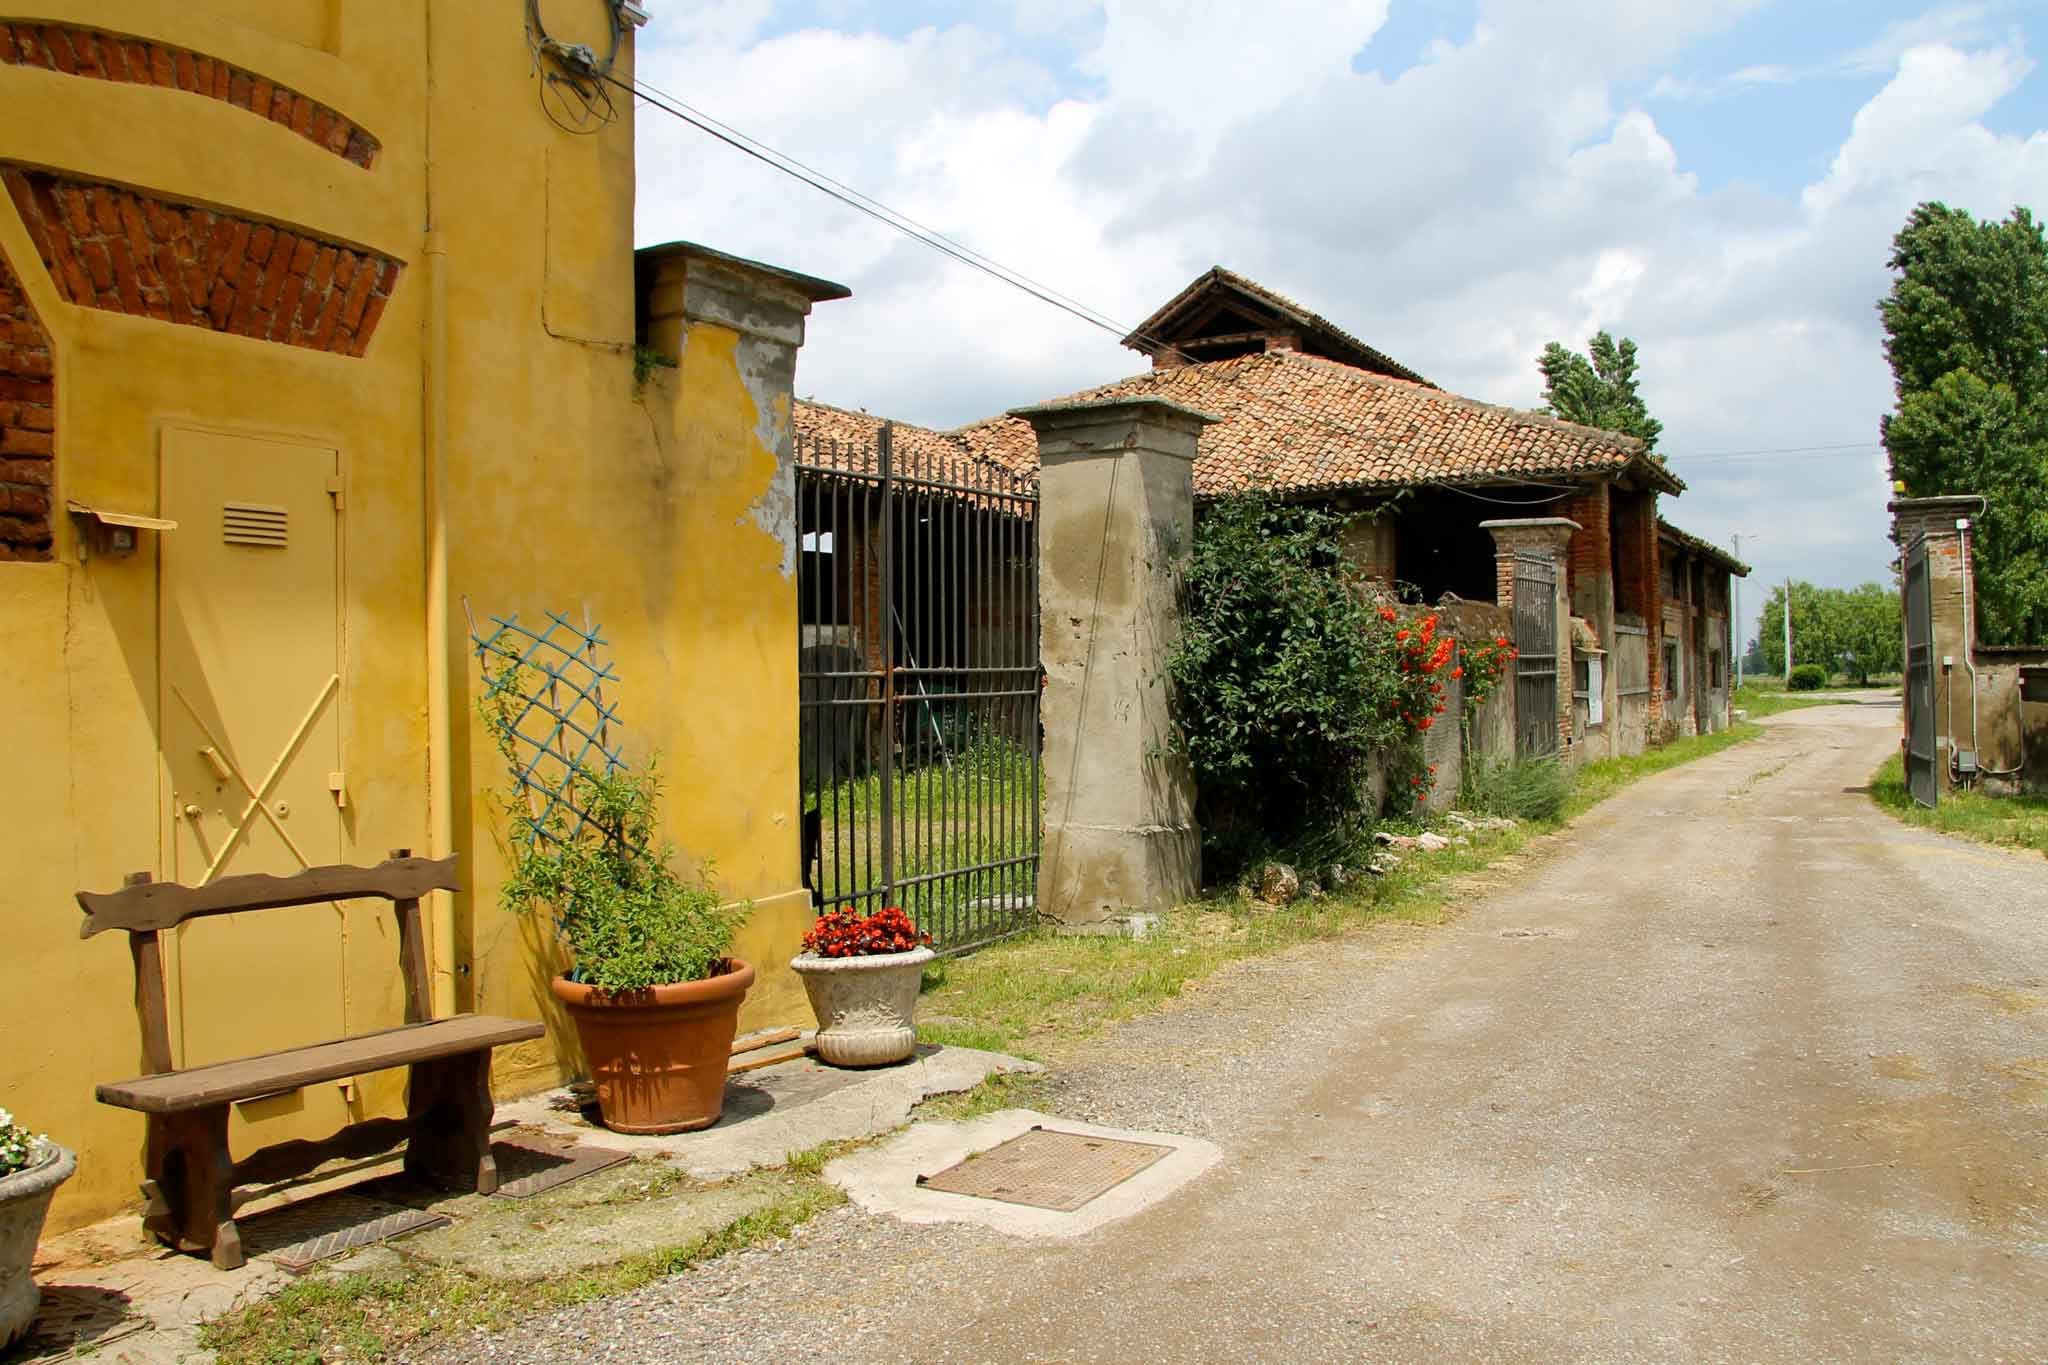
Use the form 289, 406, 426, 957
1008, 395, 1222, 428
1478, 517, 1583, 533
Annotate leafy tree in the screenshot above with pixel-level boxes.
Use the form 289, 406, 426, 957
1880, 202, 2048, 645
1756, 582, 1902, 685
1536, 331, 1664, 453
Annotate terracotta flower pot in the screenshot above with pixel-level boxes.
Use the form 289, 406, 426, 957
551, 959, 756, 1134
2, 1143, 76, 1351
790, 947, 934, 1067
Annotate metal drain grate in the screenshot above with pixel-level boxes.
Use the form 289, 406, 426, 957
240, 1191, 449, 1271
490, 1135, 633, 1199
917, 1126, 1173, 1212
14, 1284, 146, 1361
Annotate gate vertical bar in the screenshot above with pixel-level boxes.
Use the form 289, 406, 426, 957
877, 423, 896, 903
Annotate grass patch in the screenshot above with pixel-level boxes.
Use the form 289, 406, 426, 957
199, 1170, 845, 1365
1869, 752, 2048, 858
1733, 682, 1866, 718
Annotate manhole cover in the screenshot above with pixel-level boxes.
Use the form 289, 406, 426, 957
490, 1135, 633, 1198
917, 1126, 1173, 1212
240, 1190, 449, 1271
14, 1284, 145, 1361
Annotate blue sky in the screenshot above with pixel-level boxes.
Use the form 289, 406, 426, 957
635, 1, 2048, 649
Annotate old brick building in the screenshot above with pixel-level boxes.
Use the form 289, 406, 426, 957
796, 266, 1746, 771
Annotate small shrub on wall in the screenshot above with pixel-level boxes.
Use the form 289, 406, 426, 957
1164, 494, 1442, 880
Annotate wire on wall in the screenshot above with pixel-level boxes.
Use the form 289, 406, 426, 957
526, 0, 632, 135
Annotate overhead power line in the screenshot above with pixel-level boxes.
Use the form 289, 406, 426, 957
616, 73, 1872, 506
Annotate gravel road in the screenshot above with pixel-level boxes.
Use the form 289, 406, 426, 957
424, 701, 2048, 1362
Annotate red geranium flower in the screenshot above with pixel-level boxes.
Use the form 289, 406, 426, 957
802, 905, 933, 958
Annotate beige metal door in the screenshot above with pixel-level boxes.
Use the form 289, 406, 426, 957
160, 427, 348, 1138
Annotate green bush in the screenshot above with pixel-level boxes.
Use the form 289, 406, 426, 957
478, 661, 746, 995
1789, 663, 1828, 691
1461, 756, 1571, 822
1164, 494, 1416, 882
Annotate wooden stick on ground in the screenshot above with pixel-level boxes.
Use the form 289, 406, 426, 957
731, 1027, 802, 1057
728, 1043, 812, 1076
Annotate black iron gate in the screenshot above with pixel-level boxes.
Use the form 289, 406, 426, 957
1903, 536, 1938, 808
796, 422, 1041, 952
1514, 551, 1560, 757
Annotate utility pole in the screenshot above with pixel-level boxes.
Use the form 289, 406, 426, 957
1731, 532, 1759, 688
1783, 576, 1794, 682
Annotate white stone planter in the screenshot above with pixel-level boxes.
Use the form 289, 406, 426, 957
790, 947, 935, 1068
2, 1142, 76, 1351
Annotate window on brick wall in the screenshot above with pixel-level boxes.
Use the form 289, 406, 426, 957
1663, 642, 1679, 696
1711, 650, 1724, 690
1574, 655, 1604, 725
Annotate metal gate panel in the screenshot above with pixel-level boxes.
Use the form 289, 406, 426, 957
1903, 538, 1938, 807
1513, 552, 1559, 757
796, 423, 1041, 952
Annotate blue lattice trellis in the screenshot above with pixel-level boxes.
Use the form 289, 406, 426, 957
469, 609, 624, 851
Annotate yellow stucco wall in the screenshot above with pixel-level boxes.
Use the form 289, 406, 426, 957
1, 1, 824, 1235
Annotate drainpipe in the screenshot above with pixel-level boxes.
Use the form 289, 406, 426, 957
422, 0, 457, 1017
1959, 518, 1982, 783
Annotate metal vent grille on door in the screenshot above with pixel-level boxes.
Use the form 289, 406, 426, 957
222, 501, 288, 547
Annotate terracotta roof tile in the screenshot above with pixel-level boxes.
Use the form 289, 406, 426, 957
797, 350, 1683, 503
912, 352, 1680, 498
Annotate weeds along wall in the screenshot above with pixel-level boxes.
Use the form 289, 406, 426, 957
0, 1, 837, 1236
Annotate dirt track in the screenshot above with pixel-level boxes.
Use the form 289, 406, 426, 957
437, 699, 2048, 1362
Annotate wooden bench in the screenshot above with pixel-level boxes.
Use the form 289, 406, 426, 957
80, 851, 545, 1270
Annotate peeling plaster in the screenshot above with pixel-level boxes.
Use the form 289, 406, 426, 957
737, 330, 799, 579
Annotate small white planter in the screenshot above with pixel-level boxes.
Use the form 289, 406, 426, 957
2, 1143, 76, 1351
790, 946, 935, 1068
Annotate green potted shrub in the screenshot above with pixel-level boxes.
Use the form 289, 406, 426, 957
481, 665, 750, 1134
789, 906, 933, 1067
1, 1108, 74, 1350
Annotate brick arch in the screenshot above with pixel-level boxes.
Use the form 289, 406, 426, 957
0, 245, 53, 561
3, 169, 403, 357
0, 21, 379, 168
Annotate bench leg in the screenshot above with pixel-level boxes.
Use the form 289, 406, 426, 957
404, 1052, 499, 1194
144, 1106, 242, 1271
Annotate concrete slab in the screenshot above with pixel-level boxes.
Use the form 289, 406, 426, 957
825, 1109, 1221, 1239
404, 1179, 786, 1280
495, 1044, 1040, 1179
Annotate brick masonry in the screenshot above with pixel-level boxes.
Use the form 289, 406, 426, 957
0, 21, 379, 168
0, 246, 54, 561
3, 169, 402, 357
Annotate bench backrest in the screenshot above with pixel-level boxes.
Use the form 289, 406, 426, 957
77, 850, 461, 1075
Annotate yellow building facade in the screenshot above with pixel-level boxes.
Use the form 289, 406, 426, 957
0, 0, 836, 1234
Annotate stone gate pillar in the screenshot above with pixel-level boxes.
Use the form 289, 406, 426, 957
1012, 396, 1218, 927
1482, 517, 1580, 758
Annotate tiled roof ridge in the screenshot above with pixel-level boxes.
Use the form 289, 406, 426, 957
1271, 350, 1639, 453
1123, 266, 1430, 387
795, 396, 957, 441
1658, 517, 1751, 576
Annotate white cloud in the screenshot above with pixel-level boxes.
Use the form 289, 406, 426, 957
1844, 2, 1993, 74
1728, 63, 1796, 84
631, 1, 2048, 635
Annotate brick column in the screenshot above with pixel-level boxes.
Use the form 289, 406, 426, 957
1012, 395, 1218, 926
1483, 517, 1580, 757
